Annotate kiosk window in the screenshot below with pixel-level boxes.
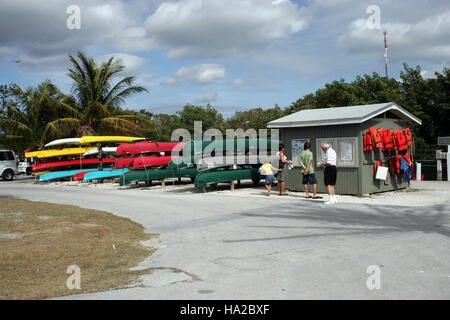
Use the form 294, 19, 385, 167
316, 137, 358, 167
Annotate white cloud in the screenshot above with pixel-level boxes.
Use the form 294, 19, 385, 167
233, 79, 244, 86
144, 0, 311, 58
0, 0, 151, 68
337, 10, 450, 62
95, 53, 147, 74
162, 64, 226, 85
195, 92, 218, 103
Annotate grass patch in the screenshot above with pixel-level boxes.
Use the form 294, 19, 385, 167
0, 198, 158, 300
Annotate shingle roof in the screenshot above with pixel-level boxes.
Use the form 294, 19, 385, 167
267, 102, 422, 128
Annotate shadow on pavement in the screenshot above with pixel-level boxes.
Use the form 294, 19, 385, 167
224, 202, 450, 242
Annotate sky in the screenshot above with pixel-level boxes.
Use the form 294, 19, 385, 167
0, 0, 449, 118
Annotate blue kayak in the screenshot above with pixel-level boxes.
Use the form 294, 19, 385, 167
83, 168, 129, 182
39, 169, 94, 182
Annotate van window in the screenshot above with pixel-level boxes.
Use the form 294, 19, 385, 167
0, 151, 15, 161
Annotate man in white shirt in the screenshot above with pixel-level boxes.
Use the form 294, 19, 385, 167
318, 142, 338, 205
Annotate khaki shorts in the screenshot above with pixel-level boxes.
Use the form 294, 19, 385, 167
276, 164, 288, 182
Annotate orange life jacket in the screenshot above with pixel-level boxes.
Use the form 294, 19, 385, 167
390, 130, 398, 150
403, 153, 412, 165
403, 128, 413, 146
396, 130, 408, 151
393, 155, 402, 176
369, 128, 383, 149
364, 131, 373, 151
389, 157, 396, 175
374, 160, 383, 177
382, 129, 393, 151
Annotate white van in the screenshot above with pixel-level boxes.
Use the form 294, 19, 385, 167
0, 149, 18, 181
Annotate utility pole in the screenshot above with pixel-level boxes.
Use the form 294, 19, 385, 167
384, 31, 388, 79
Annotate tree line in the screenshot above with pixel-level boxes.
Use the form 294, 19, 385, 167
1, 52, 448, 155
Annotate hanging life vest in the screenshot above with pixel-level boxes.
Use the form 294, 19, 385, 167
374, 160, 383, 178
389, 157, 396, 176
377, 128, 384, 150
403, 128, 413, 146
390, 130, 398, 150
389, 156, 402, 176
394, 155, 402, 176
369, 128, 383, 150
396, 130, 408, 151
403, 153, 412, 165
364, 131, 373, 151
382, 129, 393, 151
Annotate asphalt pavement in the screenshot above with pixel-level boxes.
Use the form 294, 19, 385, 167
1, 179, 449, 299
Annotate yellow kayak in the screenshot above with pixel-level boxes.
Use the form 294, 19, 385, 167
32, 171, 50, 176
25, 147, 97, 159
79, 136, 145, 144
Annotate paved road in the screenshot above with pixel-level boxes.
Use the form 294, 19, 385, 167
1, 180, 449, 299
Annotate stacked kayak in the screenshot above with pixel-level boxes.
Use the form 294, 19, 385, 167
115, 157, 136, 169
83, 168, 130, 182
25, 148, 96, 159
79, 136, 145, 144
39, 169, 95, 182
119, 167, 198, 186
132, 156, 176, 169
32, 158, 115, 172
116, 141, 184, 155
194, 167, 261, 188
30, 136, 145, 182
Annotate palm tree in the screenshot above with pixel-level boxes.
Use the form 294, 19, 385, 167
46, 52, 150, 137
0, 81, 77, 150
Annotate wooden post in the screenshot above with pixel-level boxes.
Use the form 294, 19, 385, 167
161, 179, 166, 188
437, 160, 442, 181
447, 145, 450, 182
231, 180, 235, 191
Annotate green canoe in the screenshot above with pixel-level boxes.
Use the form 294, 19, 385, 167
119, 167, 198, 186
194, 167, 262, 188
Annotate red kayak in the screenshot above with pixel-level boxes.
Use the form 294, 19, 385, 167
116, 142, 185, 156
32, 158, 116, 172
73, 171, 96, 181
115, 157, 136, 169
132, 156, 177, 169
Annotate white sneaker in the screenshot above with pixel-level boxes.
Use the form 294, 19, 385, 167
324, 200, 336, 205
333, 197, 338, 204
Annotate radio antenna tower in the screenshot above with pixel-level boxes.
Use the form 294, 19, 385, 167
383, 31, 388, 79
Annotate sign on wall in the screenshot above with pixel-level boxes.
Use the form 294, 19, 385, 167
291, 139, 310, 166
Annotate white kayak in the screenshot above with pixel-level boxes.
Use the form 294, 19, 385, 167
83, 147, 117, 157
44, 138, 81, 147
